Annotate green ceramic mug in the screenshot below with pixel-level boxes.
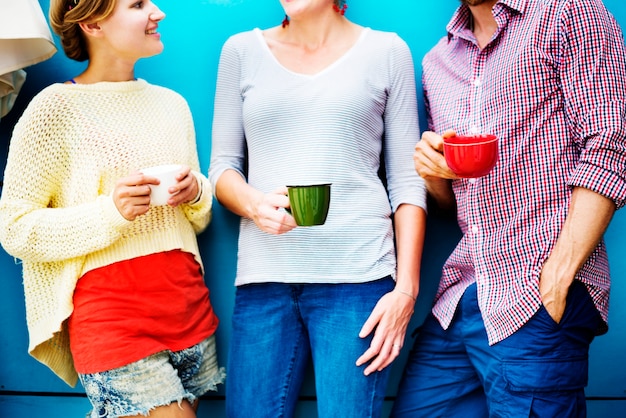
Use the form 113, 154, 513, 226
286, 183, 331, 226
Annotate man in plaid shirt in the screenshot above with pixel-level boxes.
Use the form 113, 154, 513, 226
392, 0, 626, 416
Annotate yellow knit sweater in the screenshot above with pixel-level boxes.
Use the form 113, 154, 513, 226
0, 79, 212, 387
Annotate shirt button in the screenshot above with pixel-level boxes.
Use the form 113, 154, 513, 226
471, 225, 479, 234
473, 77, 482, 87
468, 178, 477, 184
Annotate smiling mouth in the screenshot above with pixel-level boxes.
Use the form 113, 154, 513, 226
146, 29, 158, 35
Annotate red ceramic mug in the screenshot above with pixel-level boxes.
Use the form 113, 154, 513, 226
443, 134, 498, 178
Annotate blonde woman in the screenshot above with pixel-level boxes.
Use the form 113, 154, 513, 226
0, 1, 225, 416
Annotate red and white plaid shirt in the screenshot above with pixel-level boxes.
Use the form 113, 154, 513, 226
423, 0, 626, 344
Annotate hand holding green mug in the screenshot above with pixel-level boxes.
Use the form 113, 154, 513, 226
286, 184, 331, 226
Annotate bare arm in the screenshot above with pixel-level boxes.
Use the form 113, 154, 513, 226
394, 203, 427, 301
356, 203, 427, 375
540, 187, 616, 322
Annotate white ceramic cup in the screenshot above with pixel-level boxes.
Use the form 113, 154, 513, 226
140, 164, 182, 206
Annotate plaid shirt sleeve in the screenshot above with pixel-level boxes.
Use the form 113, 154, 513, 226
562, 0, 626, 207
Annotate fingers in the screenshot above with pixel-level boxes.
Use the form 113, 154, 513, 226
166, 166, 197, 206
418, 130, 449, 156
252, 188, 297, 234
355, 291, 414, 375
170, 165, 193, 196
414, 131, 457, 180
357, 336, 404, 376
441, 128, 457, 140
273, 185, 289, 196
112, 166, 198, 218
112, 177, 152, 221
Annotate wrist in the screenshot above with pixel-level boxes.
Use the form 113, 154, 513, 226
394, 288, 416, 302
189, 182, 203, 204
542, 253, 577, 286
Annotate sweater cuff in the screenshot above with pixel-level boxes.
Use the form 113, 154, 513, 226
189, 178, 203, 204
188, 171, 210, 206
100, 195, 133, 230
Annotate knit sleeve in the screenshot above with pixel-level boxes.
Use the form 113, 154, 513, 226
0, 89, 131, 263
172, 95, 212, 233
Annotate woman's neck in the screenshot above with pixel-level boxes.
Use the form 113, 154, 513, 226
73, 57, 137, 84
281, 12, 349, 51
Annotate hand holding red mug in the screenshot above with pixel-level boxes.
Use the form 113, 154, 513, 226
413, 130, 459, 180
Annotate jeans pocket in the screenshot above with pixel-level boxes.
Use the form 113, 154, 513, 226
503, 356, 588, 392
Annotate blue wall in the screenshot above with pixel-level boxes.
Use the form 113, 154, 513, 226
1, 1, 625, 417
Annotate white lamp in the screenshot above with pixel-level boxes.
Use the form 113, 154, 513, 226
0, 0, 57, 117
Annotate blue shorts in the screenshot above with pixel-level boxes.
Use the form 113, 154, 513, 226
392, 281, 603, 417
79, 335, 225, 418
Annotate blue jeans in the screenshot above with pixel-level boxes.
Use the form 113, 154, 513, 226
225, 277, 395, 418
391, 281, 603, 417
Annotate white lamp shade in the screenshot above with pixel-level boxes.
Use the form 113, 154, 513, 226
0, 0, 57, 75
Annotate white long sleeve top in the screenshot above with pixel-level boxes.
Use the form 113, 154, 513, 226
210, 28, 426, 286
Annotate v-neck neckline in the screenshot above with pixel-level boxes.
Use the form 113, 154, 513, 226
254, 27, 370, 79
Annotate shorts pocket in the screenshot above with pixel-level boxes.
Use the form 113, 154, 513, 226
503, 356, 588, 392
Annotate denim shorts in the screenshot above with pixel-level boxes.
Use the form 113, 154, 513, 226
79, 335, 225, 418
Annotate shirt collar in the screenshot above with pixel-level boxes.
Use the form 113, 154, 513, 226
447, 0, 527, 41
